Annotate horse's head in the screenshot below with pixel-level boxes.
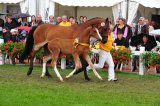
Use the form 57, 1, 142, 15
98, 18, 111, 37
89, 26, 102, 41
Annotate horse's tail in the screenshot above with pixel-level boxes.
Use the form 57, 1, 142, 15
19, 26, 37, 61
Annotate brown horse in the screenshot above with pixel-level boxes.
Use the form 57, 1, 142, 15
44, 26, 103, 81
20, 17, 105, 78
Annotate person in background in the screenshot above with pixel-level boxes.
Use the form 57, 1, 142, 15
2, 27, 11, 43
21, 17, 29, 26
29, 15, 37, 27
134, 17, 149, 36
10, 29, 18, 42
144, 19, 154, 32
0, 17, 4, 35
48, 15, 56, 25
59, 15, 71, 26
151, 20, 159, 29
55, 16, 62, 25
69, 16, 74, 23
5, 16, 21, 30
71, 19, 78, 25
114, 30, 129, 69
132, 34, 157, 71
113, 18, 132, 41
114, 30, 129, 48
36, 15, 44, 26
83, 16, 87, 23
79, 16, 84, 24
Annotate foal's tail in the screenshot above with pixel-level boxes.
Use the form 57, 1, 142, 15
19, 26, 37, 61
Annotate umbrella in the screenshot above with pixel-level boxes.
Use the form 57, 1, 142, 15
17, 26, 31, 32
149, 29, 160, 36
0, 13, 7, 15
11, 13, 31, 19
130, 33, 157, 50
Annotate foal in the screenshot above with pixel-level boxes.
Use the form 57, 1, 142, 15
42, 27, 103, 81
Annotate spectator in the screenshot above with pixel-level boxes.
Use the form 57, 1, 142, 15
10, 29, 18, 42
69, 16, 74, 23
134, 17, 149, 36
21, 17, 29, 26
144, 19, 154, 32
114, 30, 129, 48
36, 15, 44, 26
71, 19, 78, 25
79, 16, 84, 24
151, 20, 159, 29
5, 16, 21, 30
59, 15, 71, 26
83, 16, 87, 23
2, 27, 11, 43
113, 18, 132, 41
132, 34, 157, 71
29, 15, 37, 27
0, 17, 4, 35
55, 16, 62, 25
48, 15, 56, 25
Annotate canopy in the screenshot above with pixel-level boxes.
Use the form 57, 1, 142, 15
51, 0, 124, 7
132, 0, 160, 8
0, 0, 24, 3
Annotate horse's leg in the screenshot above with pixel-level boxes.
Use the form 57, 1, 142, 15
66, 54, 81, 79
41, 55, 52, 78
83, 53, 103, 80
27, 50, 38, 76
73, 56, 91, 81
43, 44, 52, 77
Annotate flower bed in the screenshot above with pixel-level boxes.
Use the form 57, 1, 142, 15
110, 46, 132, 64
141, 51, 160, 69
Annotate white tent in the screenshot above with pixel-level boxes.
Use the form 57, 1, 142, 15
0, 0, 23, 4
132, 0, 160, 8
51, 0, 124, 7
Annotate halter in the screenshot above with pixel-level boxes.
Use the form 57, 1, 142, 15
73, 38, 90, 48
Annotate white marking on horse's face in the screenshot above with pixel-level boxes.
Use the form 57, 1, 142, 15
101, 22, 105, 26
95, 28, 102, 40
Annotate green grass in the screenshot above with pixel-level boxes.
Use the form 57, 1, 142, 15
0, 64, 160, 106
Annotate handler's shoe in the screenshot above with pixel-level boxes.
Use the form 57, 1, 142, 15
108, 78, 118, 82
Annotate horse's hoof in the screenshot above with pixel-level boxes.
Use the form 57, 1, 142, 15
85, 78, 91, 81
27, 71, 32, 76
65, 76, 70, 79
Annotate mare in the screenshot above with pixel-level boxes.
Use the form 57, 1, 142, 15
20, 18, 105, 80
42, 26, 103, 81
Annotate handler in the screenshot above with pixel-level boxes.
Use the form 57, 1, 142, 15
87, 20, 117, 81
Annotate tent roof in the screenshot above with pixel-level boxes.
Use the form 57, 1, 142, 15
51, 0, 124, 7
132, 0, 160, 8
0, 0, 23, 4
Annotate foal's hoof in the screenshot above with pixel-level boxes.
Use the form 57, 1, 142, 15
99, 77, 104, 81
40, 75, 45, 78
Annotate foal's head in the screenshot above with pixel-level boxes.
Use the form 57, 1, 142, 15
99, 18, 111, 37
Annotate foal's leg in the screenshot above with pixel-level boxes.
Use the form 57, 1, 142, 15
41, 55, 52, 78
83, 54, 103, 80
49, 47, 63, 82
66, 54, 81, 79
73, 56, 91, 81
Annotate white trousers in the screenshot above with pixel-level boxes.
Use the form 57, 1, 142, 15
87, 49, 115, 80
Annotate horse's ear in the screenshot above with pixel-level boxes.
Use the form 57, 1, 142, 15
105, 18, 109, 23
